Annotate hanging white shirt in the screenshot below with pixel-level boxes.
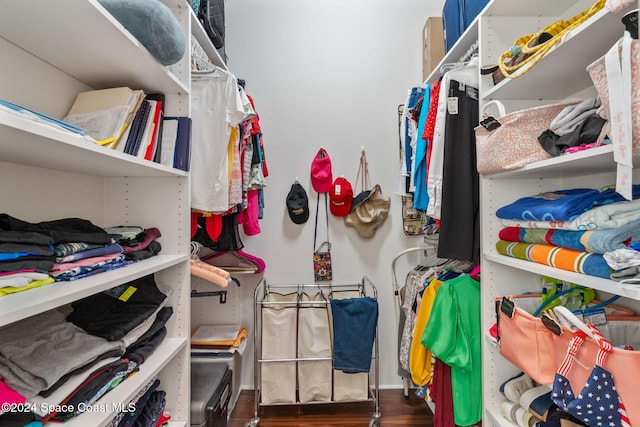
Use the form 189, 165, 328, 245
191, 68, 246, 213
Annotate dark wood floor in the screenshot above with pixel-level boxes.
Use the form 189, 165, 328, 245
228, 389, 434, 427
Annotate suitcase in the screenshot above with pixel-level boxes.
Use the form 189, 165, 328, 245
191, 363, 232, 427
442, 0, 490, 51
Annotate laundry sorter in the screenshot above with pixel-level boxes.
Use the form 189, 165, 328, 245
245, 276, 381, 427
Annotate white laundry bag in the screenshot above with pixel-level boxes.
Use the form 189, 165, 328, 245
297, 292, 332, 402
260, 292, 297, 404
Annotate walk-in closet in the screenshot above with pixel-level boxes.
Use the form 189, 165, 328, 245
1, 0, 639, 426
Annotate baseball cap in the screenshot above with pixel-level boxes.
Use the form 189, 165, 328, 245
310, 148, 332, 193
286, 182, 309, 224
329, 177, 353, 217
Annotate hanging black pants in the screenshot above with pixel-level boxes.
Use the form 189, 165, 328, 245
437, 80, 480, 264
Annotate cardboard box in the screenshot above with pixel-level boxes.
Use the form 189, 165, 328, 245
423, 17, 445, 82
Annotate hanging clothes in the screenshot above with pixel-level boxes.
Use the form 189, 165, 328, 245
408, 277, 443, 386
436, 79, 480, 264
421, 274, 481, 427
426, 57, 479, 220
190, 69, 246, 213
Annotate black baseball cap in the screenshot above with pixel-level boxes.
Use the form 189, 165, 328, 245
286, 182, 309, 224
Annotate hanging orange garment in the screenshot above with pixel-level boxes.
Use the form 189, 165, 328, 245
409, 278, 443, 386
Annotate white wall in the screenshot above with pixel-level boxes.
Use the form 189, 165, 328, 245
224, 0, 446, 389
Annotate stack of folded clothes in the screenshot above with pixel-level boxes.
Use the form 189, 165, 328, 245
495, 185, 640, 280
0, 274, 173, 425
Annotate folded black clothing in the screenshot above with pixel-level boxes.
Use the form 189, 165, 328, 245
132, 389, 166, 427
0, 242, 54, 257
126, 326, 167, 365
125, 307, 173, 354
538, 114, 607, 156
0, 259, 54, 273
117, 379, 161, 427
125, 240, 162, 262
0, 214, 111, 245
0, 411, 38, 427
0, 230, 54, 245
67, 274, 167, 341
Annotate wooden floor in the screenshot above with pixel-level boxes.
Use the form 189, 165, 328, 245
228, 389, 434, 427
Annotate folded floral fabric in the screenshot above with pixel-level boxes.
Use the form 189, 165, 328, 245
495, 240, 611, 279
50, 253, 125, 277
499, 218, 640, 254
500, 197, 640, 231
55, 243, 123, 263
496, 186, 640, 222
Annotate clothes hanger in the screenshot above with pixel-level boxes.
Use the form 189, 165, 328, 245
190, 35, 220, 74
190, 242, 239, 288
200, 249, 263, 274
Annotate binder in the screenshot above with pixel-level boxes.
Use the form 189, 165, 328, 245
159, 117, 179, 167
136, 100, 158, 158
63, 87, 143, 146
145, 94, 165, 162
124, 100, 151, 156
173, 116, 192, 171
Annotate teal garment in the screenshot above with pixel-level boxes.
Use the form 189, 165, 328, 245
421, 274, 481, 426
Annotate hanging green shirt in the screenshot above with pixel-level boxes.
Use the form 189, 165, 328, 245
421, 274, 481, 426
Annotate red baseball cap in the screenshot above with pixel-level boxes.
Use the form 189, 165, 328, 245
310, 148, 332, 193
329, 177, 354, 217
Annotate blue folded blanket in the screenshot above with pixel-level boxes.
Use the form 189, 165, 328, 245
496, 186, 640, 222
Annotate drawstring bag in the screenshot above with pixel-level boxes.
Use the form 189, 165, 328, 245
344, 149, 390, 238
310, 147, 333, 193
313, 194, 332, 282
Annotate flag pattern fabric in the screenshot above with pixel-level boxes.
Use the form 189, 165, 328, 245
551, 328, 631, 427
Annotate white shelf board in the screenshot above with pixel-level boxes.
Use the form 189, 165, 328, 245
63, 338, 188, 427
486, 405, 516, 427
425, 20, 478, 83
190, 9, 228, 71
0, 110, 187, 177
0, 254, 188, 328
483, 0, 595, 17
482, 145, 616, 180
0, 0, 188, 95
482, 8, 624, 100
484, 253, 640, 301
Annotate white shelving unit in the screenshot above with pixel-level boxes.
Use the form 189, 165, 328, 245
475, 1, 639, 427
0, 1, 193, 425
425, 0, 638, 425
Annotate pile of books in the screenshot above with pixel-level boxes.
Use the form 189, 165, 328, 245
63, 86, 191, 171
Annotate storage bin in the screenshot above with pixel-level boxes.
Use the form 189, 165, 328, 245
191, 363, 232, 427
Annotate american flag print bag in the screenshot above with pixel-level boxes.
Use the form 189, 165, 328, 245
551, 323, 631, 427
